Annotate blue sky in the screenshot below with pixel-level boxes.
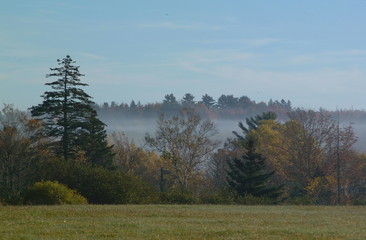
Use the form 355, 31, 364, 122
1, 0, 366, 110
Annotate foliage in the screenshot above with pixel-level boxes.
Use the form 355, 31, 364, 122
0, 105, 48, 205
161, 93, 180, 114
96, 93, 292, 120
75, 110, 115, 168
199, 189, 235, 204
39, 158, 159, 204
160, 191, 198, 204
305, 176, 335, 205
109, 131, 162, 188
217, 94, 238, 109
233, 111, 277, 141
228, 109, 359, 204
145, 109, 220, 191
285, 110, 357, 203
181, 93, 195, 107
227, 138, 283, 200
351, 198, 366, 205
234, 194, 276, 205
24, 181, 87, 205
285, 196, 315, 205
30, 55, 113, 167
199, 94, 216, 109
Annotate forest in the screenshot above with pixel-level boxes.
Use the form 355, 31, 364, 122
1, 55, 366, 206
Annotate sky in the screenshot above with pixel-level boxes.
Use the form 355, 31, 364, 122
1, 0, 366, 111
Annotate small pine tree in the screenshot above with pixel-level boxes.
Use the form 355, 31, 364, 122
226, 137, 282, 200
30, 55, 113, 167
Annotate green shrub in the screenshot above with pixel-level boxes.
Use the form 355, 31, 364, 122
74, 166, 159, 204
160, 191, 198, 204
24, 181, 87, 205
235, 194, 275, 205
39, 159, 159, 204
352, 197, 366, 206
200, 192, 235, 204
0, 191, 24, 205
285, 196, 315, 205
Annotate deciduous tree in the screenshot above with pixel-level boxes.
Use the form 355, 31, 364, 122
109, 131, 162, 187
0, 105, 47, 203
145, 110, 220, 191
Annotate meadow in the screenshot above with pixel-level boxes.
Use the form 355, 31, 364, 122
1, 205, 366, 239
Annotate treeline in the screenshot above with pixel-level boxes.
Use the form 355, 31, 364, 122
96, 93, 293, 120
1, 55, 366, 206
2, 105, 366, 205
96, 93, 366, 126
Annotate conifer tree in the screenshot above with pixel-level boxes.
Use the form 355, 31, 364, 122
226, 137, 282, 199
30, 55, 113, 167
233, 111, 277, 140
200, 94, 215, 109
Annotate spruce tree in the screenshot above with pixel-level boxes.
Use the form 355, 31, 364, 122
30, 55, 113, 167
233, 111, 277, 141
226, 137, 282, 199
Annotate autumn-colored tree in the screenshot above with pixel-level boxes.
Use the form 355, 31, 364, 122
145, 110, 220, 191
287, 109, 357, 203
109, 131, 162, 188
246, 109, 358, 203
0, 105, 48, 204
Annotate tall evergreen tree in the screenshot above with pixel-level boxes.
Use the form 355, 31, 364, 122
161, 93, 180, 114
30, 55, 113, 167
217, 94, 238, 109
226, 137, 282, 199
181, 93, 195, 107
200, 94, 216, 109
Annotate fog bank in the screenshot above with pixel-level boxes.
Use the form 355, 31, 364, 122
100, 116, 366, 152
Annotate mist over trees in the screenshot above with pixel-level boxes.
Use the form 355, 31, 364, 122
96, 93, 293, 121
2, 55, 366, 206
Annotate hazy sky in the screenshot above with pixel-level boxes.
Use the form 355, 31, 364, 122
1, 0, 366, 110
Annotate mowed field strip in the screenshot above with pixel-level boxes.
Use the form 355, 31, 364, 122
0, 205, 366, 239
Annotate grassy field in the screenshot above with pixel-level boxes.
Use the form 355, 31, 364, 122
0, 205, 366, 240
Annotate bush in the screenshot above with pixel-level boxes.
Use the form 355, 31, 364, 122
24, 181, 88, 205
39, 159, 159, 204
74, 166, 159, 204
199, 192, 235, 205
160, 191, 198, 204
285, 196, 315, 205
0, 192, 24, 205
235, 194, 276, 205
351, 197, 366, 206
